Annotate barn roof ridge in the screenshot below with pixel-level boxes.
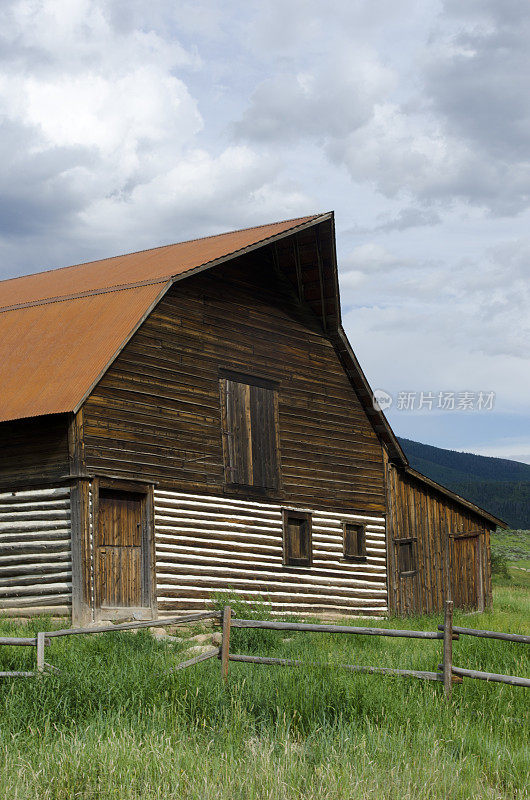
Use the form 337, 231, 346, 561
0, 213, 323, 299
0, 277, 170, 314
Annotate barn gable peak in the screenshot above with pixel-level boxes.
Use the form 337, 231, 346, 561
0, 212, 405, 466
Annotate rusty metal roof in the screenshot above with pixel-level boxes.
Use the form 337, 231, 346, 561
0, 215, 321, 422
1, 216, 318, 310
0, 284, 166, 423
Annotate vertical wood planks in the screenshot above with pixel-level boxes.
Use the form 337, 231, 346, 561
96, 489, 143, 609
225, 380, 253, 486
250, 384, 279, 489
385, 457, 492, 616
70, 479, 92, 625
69, 408, 89, 625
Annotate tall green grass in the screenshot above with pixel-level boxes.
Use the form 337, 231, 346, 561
0, 588, 528, 800
491, 530, 530, 568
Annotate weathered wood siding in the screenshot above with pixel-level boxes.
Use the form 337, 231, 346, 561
82, 252, 385, 512
0, 415, 70, 489
0, 486, 72, 616
154, 490, 388, 617
385, 458, 492, 615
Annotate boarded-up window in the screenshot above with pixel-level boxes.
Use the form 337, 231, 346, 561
397, 539, 416, 575
220, 373, 280, 489
283, 510, 312, 566
343, 522, 366, 561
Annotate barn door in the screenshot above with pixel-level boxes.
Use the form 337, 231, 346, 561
95, 487, 153, 618
450, 533, 482, 610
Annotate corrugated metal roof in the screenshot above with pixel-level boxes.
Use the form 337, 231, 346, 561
1, 216, 318, 309
0, 215, 321, 422
0, 283, 167, 423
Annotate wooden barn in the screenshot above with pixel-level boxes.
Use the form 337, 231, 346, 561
0, 213, 504, 623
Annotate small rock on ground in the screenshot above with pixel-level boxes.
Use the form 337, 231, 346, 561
187, 633, 213, 645
182, 644, 219, 657
151, 628, 184, 642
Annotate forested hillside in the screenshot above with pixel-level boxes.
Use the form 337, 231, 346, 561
398, 438, 530, 529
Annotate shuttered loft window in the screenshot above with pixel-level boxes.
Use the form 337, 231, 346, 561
283, 510, 312, 567
220, 373, 280, 490
343, 522, 366, 561
397, 539, 416, 576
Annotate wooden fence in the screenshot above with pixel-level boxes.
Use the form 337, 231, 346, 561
0, 612, 221, 678
0, 635, 48, 678
0, 603, 528, 698
218, 601, 530, 698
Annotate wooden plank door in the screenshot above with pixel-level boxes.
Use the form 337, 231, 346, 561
96, 489, 145, 611
451, 534, 480, 610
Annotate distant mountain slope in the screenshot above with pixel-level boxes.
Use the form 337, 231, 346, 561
397, 438, 530, 529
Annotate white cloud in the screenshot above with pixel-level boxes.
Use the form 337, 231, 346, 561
235, 0, 530, 216
0, 1, 200, 260
0, 0, 312, 275
0, 0, 528, 458
236, 49, 394, 143
340, 234, 530, 421
79, 145, 312, 249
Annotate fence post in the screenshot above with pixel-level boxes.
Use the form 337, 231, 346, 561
36, 632, 46, 673
442, 600, 453, 699
220, 606, 232, 682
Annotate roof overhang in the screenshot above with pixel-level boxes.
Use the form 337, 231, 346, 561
403, 466, 507, 528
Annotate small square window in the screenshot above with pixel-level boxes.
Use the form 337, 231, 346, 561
283, 510, 312, 567
343, 522, 366, 561
397, 540, 416, 575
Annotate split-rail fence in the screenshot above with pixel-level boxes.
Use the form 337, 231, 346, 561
0, 603, 528, 698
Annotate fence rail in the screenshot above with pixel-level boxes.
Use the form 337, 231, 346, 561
447, 665, 530, 688
228, 653, 445, 682
231, 618, 444, 639
0, 612, 221, 677
439, 624, 530, 644
224, 601, 460, 695
0, 637, 41, 647
0, 605, 528, 696
224, 601, 528, 698
0, 635, 41, 677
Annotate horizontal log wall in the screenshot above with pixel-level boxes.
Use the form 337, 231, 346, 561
83, 244, 386, 513
0, 486, 72, 616
385, 459, 492, 616
154, 489, 388, 617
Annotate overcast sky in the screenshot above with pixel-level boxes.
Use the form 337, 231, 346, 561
0, 0, 529, 462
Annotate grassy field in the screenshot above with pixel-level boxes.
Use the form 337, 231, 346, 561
1, 586, 529, 800
492, 529, 530, 575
